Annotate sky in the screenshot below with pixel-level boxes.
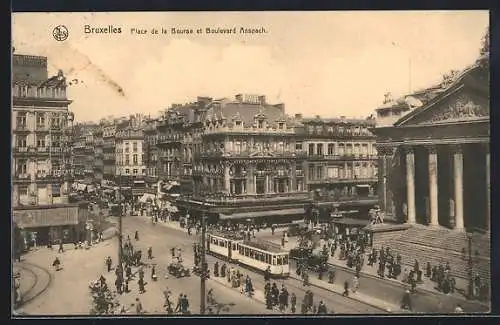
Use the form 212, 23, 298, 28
12, 11, 489, 123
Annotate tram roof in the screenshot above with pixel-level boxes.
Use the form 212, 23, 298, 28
208, 230, 245, 241
241, 240, 288, 254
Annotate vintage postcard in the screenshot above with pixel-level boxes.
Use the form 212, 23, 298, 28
11, 11, 490, 316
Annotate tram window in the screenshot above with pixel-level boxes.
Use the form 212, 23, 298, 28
249, 250, 254, 259
245, 248, 249, 256
277, 256, 282, 265
265, 254, 269, 264
224, 241, 228, 248
272, 256, 277, 266
239, 247, 243, 254
283, 255, 289, 265
260, 254, 265, 262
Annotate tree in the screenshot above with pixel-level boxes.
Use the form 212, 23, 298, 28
480, 28, 489, 56
89, 277, 119, 315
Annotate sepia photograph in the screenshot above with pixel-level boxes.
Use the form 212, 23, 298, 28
11, 11, 490, 316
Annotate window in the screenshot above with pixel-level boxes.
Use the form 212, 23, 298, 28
141, 154, 145, 163
308, 143, 315, 155
52, 135, 61, 147
277, 256, 282, 265
133, 154, 138, 165
235, 121, 242, 127
328, 144, 335, 155
142, 169, 146, 174
295, 142, 302, 151
51, 115, 60, 128
133, 169, 138, 175
317, 144, 323, 155
133, 142, 138, 152
125, 155, 130, 165
16, 135, 27, 148
37, 137, 46, 147
308, 166, 315, 180
16, 112, 27, 127
16, 159, 27, 174
257, 120, 263, 128
36, 113, 45, 127
278, 122, 284, 129
125, 169, 130, 174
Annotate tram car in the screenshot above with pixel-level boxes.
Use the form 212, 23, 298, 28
237, 240, 290, 278
206, 231, 245, 262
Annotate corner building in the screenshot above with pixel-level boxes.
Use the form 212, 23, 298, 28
176, 94, 310, 223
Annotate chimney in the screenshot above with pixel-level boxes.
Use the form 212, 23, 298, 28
275, 103, 285, 113
235, 94, 243, 102
258, 95, 266, 104
295, 113, 303, 119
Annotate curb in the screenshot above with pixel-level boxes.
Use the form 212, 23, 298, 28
288, 273, 398, 313
322, 259, 490, 309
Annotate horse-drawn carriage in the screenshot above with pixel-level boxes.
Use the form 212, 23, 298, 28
168, 262, 191, 278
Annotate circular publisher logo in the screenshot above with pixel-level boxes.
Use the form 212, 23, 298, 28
53, 25, 69, 42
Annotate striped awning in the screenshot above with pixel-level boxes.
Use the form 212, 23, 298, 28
220, 208, 305, 220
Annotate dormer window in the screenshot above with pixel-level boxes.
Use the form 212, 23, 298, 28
278, 122, 284, 129
258, 120, 263, 128
235, 121, 242, 127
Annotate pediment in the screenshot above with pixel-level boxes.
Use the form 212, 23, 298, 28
249, 150, 274, 157
396, 86, 489, 127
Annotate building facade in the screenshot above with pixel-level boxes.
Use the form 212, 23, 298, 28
369, 55, 490, 287
12, 54, 73, 206
115, 128, 146, 179
102, 121, 117, 181
12, 53, 88, 247
175, 94, 311, 223
93, 127, 104, 182
298, 115, 379, 219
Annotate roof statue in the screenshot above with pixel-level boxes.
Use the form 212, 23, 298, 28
383, 92, 393, 104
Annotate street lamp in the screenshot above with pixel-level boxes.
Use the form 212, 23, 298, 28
199, 198, 207, 314
117, 170, 123, 268
467, 233, 474, 300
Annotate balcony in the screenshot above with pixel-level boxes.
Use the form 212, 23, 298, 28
50, 147, 63, 154
50, 124, 63, 132
321, 154, 378, 161
13, 173, 31, 183
295, 170, 304, 177
194, 191, 312, 205
307, 176, 378, 184
157, 134, 183, 144
14, 124, 29, 132
35, 124, 49, 132
35, 172, 64, 183
198, 150, 307, 160
313, 194, 378, 204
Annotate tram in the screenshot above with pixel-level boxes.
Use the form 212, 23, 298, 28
237, 240, 290, 277
206, 231, 245, 262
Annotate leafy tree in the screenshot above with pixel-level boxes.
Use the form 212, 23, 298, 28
89, 277, 119, 315
480, 28, 489, 56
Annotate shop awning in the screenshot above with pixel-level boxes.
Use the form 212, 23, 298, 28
103, 189, 114, 194
331, 218, 370, 226
139, 193, 156, 203
220, 208, 305, 220
87, 185, 96, 192
77, 184, 87, 191
356, 184, 371, 188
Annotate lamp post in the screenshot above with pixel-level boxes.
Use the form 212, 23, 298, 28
117, 170, 123, 268
467, 233, 474, 300
199, 198, 207, 314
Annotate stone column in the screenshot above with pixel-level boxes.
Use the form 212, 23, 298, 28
453, 145, 464, 230
265, 174, 269, 193
405, 147, 416, 224
486, 147, 490, 231
224, 164, 231, 193
428, 146, 439, 226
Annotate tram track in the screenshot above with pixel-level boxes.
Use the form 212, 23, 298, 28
15, 262, 52, 307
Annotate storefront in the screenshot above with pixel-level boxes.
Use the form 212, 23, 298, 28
13, 202, 89, 249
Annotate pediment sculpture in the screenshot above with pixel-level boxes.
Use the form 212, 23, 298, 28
423, 93, 489, 124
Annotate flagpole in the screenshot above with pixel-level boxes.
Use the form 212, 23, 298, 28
408, 58, 412, 93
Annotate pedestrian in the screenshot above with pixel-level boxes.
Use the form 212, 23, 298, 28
135, 297, 143, 314
115, 277, 122, 294
123, 278, 129, 293
175, 293, 183, 313
151, 265, 157, 281
214, 261, 219, 277
454, 304, 464, 313
135, 230, 139, 241
106, 256, 112, 272
317, 301, 327, 314
352, 275, 359, 293
138, 277, 146, 294
342, 280, 349, 297
148, 247, 153, 260
290, 292, 297, 313
52, 257, 61, 271
401, 289, 412, 311
181, 294, 190, 314
58, 241, 64, 253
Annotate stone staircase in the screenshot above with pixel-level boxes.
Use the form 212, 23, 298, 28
373, 225, 491, 284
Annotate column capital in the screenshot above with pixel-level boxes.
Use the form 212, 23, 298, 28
450, 144, 463, 154
376, 144, 395, 156
402, 145, 414, 155
424, 144, 438, 155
